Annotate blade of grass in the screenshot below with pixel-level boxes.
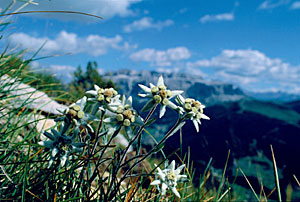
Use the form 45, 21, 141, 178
240, 168, 260, 201
293, 174, 300, 187
215, 149, 230, 202
270, 145, 282, 202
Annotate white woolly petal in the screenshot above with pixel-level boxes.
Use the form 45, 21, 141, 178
177, 94, 185, 104
138, 84, 151, 93
150, 180, 161, 186
127, 96, 133, 106
169, 160, 175, 171
51, 148, 59, 157
167, 101, 178, 110
171, 186, 181, 198
157, 75, 164, 87
177, 174, 188, 180
161, 183, 168, 195
138, 93, 148, 97
197, 119, 202, 125
159, 105, 166, 118
174, 164, 185, 175
149, 83, 155, 88
193, 119, 199, 132
38, 141, 45, 146
80, 96, 87, 108
201, 113, 210, 120
157, 170, 166, 180
170, 90, 184, 98
94, 84, 100, 91
60, 154, 68, 167
86, 90, 97, 96
48, 159, 54, 168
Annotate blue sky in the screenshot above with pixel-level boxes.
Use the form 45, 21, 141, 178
1, 0, 300, 94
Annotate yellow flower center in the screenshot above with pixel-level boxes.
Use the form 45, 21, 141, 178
167, 172, 176, 181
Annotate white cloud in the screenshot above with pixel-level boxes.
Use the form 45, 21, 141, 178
290, 1, 300, 9
9, 31, 134, 56
49, 65, 76, 81
199, 13, 234, 24
0, 0, 142, 21
258, 0, 290, 10
130, 47, 191, 66
123, 17, 174, 32
186, 49, 300, 93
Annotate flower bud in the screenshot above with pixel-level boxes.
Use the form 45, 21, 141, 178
97, 88, 104, 95
68, 109, 77, 117
154, 95, 162, 103
123, 110, 132, 118
123, 119, 131, 126
159, 90, 167, 98
73, 105, 81, 111
117, 114, 124, 122
105, 97, 111, 103
124, 104, 131, 109
77, 111, 85, 119
97, 94, 104, 101
112, 89, 118, 95
151, 86, 159, 94
185, 98, 193, 103
166, 90, 172, 97
162, 98, 169, 105
193, 101, 201, 109
116, 106, 124, 114
184, 103, 192, 111
104, 89, 113, 97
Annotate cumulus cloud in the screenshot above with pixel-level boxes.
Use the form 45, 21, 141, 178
123, 17, 174, 32
199, 13, 234, 24
130, 47, 191, 66
290, 1, 300, 9
0, 0, 142, 21
9, 31, 135, 56
258, 0, 290, 10
186, 49, 300, 93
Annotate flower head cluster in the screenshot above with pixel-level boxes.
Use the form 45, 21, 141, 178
176, 95, 210, 132
38, 128, 85, 167
104, 96, 144, 138
150, 160, 188, 198
86, 85, 120, 110
59, 96, 96, 136
138, 76, 183, 118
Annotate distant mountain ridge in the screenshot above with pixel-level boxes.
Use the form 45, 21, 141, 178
103, 69, 245, 106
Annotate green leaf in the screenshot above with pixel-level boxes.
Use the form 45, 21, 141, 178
141, 99, 155, 112
168, 121, 185, 138
153, 142, 165, 154
144, 117, 156, 126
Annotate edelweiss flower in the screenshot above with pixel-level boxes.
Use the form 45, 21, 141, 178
38, 128, 85, 167
58, 96, 96, 136
103, 95, 144, 138
86, 85, 120, 111
138, 76, 183, 118
176, 95, 210, 132
150, 160, 188, 198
